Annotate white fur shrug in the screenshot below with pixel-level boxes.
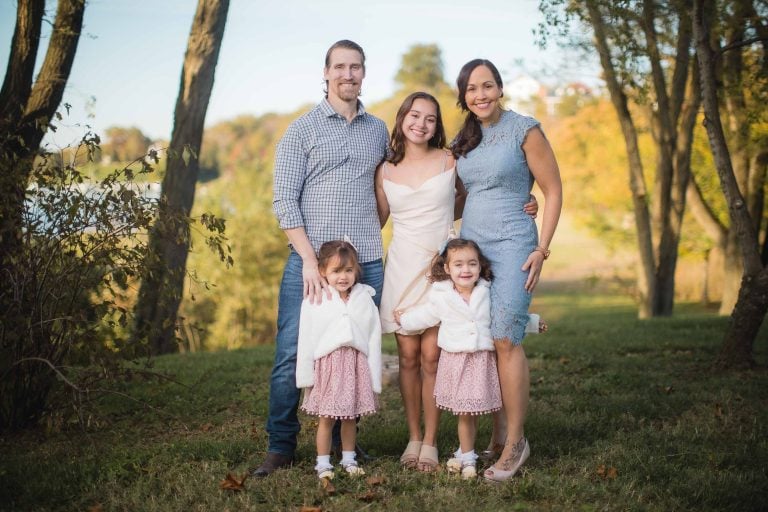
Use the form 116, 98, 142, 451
296, 283, 382, 393
399, 279, 540, 353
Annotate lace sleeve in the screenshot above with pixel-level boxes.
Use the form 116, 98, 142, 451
516, 114, 542, 149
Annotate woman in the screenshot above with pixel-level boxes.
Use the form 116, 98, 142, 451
452, 59, 562, 483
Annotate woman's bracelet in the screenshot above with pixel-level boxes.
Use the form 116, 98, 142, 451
533, 246, 551, 259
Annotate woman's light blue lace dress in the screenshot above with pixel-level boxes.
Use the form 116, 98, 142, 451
458, 110, 540, 344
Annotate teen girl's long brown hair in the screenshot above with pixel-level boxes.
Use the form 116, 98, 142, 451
387, 92, 446, 165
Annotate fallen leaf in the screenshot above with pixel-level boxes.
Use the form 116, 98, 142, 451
219, 472, 248, 492
357, 490, 378, 502
664, 385, 674, 394
299, 507, 323, 512
366, 475, 386, 486
87, 504, 104, 512
320, 477, 336, 495
559, 357, 570, 364
714, 403, 723, 417
596, 464, 618, 480
200, 423, 214, 432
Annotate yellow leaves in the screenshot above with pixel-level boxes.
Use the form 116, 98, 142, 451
219, 472, 248, 492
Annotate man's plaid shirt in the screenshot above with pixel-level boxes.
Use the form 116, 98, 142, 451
272, 99, 389, 262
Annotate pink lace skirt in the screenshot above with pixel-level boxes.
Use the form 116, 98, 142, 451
434, 350, 501, 415
301, 346, 378, 420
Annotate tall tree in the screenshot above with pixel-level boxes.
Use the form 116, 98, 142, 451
686, 0, 768, 314
102, 126, 152, 162
132, 0, 230, 355
693, 0, 768, 367
0, 0, 86, 428
394, 43, 448, 91
1, 0, 85, 263
540, 0, 700, 318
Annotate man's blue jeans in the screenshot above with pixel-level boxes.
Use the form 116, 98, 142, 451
265, 250, 383, 456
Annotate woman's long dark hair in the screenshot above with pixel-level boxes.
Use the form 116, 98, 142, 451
450, 59, 504, 158
387, 92, 446, 165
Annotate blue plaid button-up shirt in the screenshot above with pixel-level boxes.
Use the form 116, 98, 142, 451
272, 99, 389, 262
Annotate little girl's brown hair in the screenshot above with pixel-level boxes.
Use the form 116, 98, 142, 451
429, 238, 493, 282
317, 240, 362, 281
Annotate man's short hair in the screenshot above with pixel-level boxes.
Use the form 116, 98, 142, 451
324, 39, 366, 70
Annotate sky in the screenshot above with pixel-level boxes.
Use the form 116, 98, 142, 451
1, 0, 597, 143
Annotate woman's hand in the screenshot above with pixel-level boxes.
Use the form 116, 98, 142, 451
393, 309, 403, 325
521, 250, 546, 293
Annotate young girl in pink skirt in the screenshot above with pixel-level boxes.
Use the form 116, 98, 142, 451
395, 238, 541, 479
296, 240, 382, 479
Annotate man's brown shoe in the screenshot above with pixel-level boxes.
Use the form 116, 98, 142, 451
248, 452, 294, 478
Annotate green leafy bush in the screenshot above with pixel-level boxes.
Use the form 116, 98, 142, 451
0, 134, 228, 430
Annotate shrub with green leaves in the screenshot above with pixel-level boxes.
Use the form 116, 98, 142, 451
0, 134, 228, 430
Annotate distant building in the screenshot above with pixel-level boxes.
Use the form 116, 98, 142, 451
504, 73, 594, 116
504, 74, 546, 116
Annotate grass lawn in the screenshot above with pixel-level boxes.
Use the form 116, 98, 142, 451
1, 289, 767, 511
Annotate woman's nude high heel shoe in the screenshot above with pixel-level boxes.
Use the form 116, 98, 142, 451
483, 438, 529, 484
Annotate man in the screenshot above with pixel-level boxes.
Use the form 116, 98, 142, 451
251, 39, 389, 477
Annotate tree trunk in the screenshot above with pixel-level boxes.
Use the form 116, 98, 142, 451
1, 0, 85, 254
719, 230, 743, 314
587, 1, 656, 318
132, 0, 230, 355
693, 0, 768, 368
0, 0, 44, 129
588, 0, 698, 318
718, 269, 768, 368
0, 0, 86, 430
1, 0, 86, 318
644, 0, 678, 317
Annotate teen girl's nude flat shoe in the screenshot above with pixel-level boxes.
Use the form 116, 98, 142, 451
482, 438, 530, 484
416, 444, 439, 473
400, 440, 422, 469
